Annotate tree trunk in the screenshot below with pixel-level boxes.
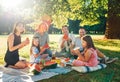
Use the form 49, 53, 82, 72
105, 0, 120, 39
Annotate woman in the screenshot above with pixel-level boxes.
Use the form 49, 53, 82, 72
34, 14, 52, 57
4, 22, 29, 69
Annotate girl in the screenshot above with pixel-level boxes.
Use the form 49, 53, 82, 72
30, 37, 50, 64
72, 35, 99, 67
4, 22, 29, 69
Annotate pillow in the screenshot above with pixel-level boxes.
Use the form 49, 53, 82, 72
72, 63, 107, 73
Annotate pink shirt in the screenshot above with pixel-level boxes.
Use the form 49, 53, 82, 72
73, 48, 99, 67
85, 48, 99, 66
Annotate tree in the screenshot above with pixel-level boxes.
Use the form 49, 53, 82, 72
105, 0, 120, 39
68, 19, 80, 33
33, 0, 107, 29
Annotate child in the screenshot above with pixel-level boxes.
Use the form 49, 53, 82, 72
30, 37, 50, 64
72, 35, 99, 67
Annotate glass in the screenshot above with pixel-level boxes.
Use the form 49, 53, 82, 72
52, 50, 56, 60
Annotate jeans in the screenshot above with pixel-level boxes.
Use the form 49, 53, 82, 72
43, 49, 52, 57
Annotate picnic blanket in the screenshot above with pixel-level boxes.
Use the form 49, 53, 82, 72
0, 66, 72, 82
43, 67, 72, 74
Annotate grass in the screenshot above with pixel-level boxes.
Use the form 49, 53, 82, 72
0, 34, 120, 82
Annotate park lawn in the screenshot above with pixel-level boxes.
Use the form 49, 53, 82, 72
0, 34, 120, 82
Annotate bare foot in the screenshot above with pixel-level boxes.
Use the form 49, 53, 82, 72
8, 65, 20, 69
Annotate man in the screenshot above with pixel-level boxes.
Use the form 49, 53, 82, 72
56, 25, 75, 57
71, 28, 118, 64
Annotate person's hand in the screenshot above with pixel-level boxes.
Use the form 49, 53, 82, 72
71, 49, 76, 55
43, 44, 50, 49
25, 38, 29, 45
63, 34, 68, 41
40, 47, 46, 55
68, 38, 71, 42
74, 49, 81, 55
25, 37, 30, 44
22, 38, 29, 46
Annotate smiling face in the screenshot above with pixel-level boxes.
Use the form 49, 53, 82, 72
33, 38, 39, 47
79, 28, 86, 38
81, 35, 96, 50
62, 26, 69, 35
16, 23, 25, 33
82, 39, 87, 48
13, 22, 25, 34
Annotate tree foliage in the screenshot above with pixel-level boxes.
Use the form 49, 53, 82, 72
33, 0, 108, 28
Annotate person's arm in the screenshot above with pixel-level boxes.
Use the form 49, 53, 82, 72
83, 49, 92, 62
60, 39, 66, 49
46, 32, 49, 44
59, 36, 66, 49
32, 47, 39, 58
74, 49, 84, 59
19, 38, 29, 49
8, 34, 29, 52
39, 46, 46, 55
39, 32, 49, 54
96, 49, 105, 58
70, 44, 75, 55
69, 34, 75, 50
74, 49, 92, 62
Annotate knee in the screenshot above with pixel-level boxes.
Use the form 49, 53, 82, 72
72, 60, 79, 66
20, 64, 26, 69
47, 49, 52, 57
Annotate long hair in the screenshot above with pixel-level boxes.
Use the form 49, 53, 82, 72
30, 37, 40, 55
82, 35, 96, 50
13, 22, 25, 33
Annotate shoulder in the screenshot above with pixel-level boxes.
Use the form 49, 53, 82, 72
34, 32, 40, 37
69, 33, 75, 36
34, 32, 39, 35
8, 33, 14, 40
32, 46, 39, 52
75, 37, 81, 42
86, 48, 95, 54
9, 33, 14, 37
69, 34, 75, 39
32, 46, 37, 50
75, 37, 80, 40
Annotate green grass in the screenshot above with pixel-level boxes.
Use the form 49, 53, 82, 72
0, 34, 120, 82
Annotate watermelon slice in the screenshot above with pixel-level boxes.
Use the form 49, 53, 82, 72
44, 61, 57, 69
43, 43, 50, 49
63, 34, 68, 40
30, 64, 41, 75
65, 58, 70, 62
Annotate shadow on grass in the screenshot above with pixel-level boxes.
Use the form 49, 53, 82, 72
97, 47, 120, 58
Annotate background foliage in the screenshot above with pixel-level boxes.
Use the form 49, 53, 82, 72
0, 0, 108, 34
